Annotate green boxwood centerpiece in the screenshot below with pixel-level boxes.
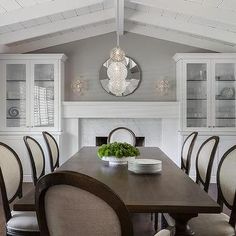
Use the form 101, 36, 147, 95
98, 142, 140, 158
98, 142, 140, 165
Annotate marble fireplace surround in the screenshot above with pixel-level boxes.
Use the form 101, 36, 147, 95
61, 101, 180, 165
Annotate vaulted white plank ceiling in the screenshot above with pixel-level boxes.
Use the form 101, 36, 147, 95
0, 0, 236, 53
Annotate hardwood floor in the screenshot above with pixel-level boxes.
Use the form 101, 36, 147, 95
0, 183, 227, 236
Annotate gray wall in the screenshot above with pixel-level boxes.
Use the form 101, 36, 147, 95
34, 32, 210, 101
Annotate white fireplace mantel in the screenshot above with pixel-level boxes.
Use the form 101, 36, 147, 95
62, 101, 180, 119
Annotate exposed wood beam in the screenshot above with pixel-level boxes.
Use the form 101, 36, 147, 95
129, 0, 236, 26
125, 8, 236, 46
0, 9, 114, 44
115, 0, 124, 35
7, 23, 115, 53
125, 22, 236, 52
0, 0, 103, 28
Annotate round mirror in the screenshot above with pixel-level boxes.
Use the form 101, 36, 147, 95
99, 56, 141, 96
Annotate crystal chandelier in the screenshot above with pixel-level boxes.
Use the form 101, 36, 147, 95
107, 0, 128, 96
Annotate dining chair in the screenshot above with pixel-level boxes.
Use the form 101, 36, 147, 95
181, 131, 198, 175
160, 132, 198, 229
187, 145, 236, 236
107, 127, 136, 146
195, 136, 219, 192
0, 142, 39, 235
42, 131, 59, 172
23, 136, 45, 185
163, 135, 219, 228
35, 171, 133, 236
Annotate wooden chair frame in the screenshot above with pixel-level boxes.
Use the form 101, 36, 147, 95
107, 127, 136, 146
181, 132, 198, 175
42, 131, 59, 172
217, 145, 236, 228
23, 136, 45, 186
36, 171, 133, 236
195, 136, 219, 192
0, 142, 39, 236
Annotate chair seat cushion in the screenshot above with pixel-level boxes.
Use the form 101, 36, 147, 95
7, 211, 39, 233
188, 213, 235, 236
154, 229, 171, 236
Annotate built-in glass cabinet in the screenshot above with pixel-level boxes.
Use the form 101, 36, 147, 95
175, 54, 236, 131
186, 63, 208, 128
0, 55, 66, 132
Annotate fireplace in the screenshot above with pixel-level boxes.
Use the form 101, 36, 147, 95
79, 118, 162, 148
61, 101, 180, 165
95, 136, 145, 146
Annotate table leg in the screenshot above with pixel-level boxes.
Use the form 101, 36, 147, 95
170, 213, 197, 236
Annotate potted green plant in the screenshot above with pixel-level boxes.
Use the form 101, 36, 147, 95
97, 142, 140, 165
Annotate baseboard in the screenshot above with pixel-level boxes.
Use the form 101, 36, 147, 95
23, 175, 32, 182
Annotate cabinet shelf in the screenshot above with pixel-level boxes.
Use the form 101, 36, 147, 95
187, 98, 207, 100
35, 80, 54, 82
187, 117, 207, 119
7, 80, 26, 82
187, 80, 206, 82
7, 98, 25, 100
216, 98, 236, 101
216, 117, 236, 119
7, 117, 26, 120
216, 80, 236, 82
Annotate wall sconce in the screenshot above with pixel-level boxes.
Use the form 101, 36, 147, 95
156, 79, 170, 95
71, 76, 88, 95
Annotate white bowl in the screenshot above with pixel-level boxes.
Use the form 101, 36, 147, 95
101, 156, 135, 166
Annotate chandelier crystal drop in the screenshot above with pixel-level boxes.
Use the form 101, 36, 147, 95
107, 62, 128, 80
110, 46, 126, 62
108, 77, 130, 96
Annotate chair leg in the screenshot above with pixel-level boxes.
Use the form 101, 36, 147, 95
154, 213, 158, 231
161, 213, 168, 229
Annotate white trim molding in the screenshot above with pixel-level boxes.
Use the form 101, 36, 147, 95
63, 101, 180, 119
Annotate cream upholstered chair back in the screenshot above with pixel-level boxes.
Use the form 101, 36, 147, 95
108, 127, 136, 146
42, 132, 59, 172
195, 136, 219, 192
181, 132, 198, 175
217, 145, 236, 214
0, 143, 22, 202
0, 143, 23, 221
36, 171, 133, 236
24, 136, 45, 185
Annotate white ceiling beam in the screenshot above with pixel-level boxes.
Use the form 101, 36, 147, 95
115, 0, 124, 35
0, 9, 114, 44
125, 22, 236, 52
0, 44, 10, 53
7, 23, 115, 53
129, 0, 236, 26
0, 0, 103, 28
125, 8, 236, 45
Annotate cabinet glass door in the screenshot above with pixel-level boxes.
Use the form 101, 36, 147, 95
6, 63, 27, 128
33, 63, 55, 128
186, 63, 208, 128
214, 63, 236, 128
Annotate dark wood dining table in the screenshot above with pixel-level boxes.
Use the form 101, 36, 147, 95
13, 147, 220, 236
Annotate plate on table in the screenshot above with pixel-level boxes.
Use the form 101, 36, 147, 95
128, 159, 162, 174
